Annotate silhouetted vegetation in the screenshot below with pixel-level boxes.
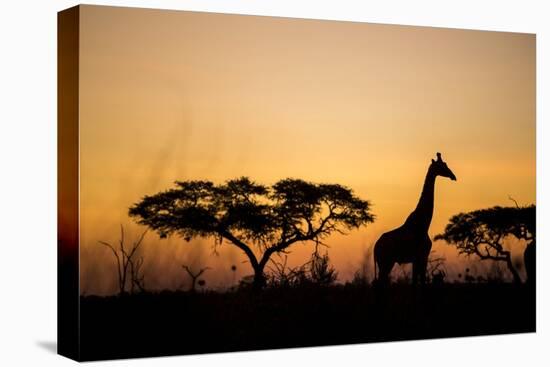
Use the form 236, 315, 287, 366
309, 252, 338, 286
129, 177, 374, 289
435, 205, 535, 284
98, 225, 147, 295
266, 251, 338, 288
266, 254, 309, 288
79, 281, 534, 361
181, 264, 210, 292
426, 253, 447, 285
82, 173, 536, 361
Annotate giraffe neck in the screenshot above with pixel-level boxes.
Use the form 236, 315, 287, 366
405, 167, 436, 231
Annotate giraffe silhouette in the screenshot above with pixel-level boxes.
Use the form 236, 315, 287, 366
374, 152, 457, 285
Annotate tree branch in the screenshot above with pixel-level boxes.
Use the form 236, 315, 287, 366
99, 240, 123, 293
219, 229, 260, 269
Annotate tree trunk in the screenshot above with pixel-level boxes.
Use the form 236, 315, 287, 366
505, 254, 522, 284
524, 241, 535, 285
252, 262, 267, 290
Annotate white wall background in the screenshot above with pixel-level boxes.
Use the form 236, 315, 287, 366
0, 0, 547, 366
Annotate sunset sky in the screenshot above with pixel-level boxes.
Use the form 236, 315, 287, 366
77, 5, 535, 295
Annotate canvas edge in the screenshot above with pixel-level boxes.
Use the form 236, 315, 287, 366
57, 4, 81, 362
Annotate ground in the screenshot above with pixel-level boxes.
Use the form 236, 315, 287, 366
79, 283, 535, 361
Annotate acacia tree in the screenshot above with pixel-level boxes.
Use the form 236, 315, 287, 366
129, 177, 374, 288
435, 205, 535, 284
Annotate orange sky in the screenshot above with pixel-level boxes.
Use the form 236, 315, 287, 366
77, 5, 535, 295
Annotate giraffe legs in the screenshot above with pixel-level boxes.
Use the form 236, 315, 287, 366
374, 230, 432, 286
377, 259, 394, 286
412, 258, 428, 285
412, 237, 431, 285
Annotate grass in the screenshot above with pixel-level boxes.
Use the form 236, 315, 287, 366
79, 282, 535, 361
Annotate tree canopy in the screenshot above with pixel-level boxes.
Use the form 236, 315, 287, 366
435, 205, 535, 283
129, 177, 375, 288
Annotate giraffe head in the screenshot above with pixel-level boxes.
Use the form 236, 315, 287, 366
431, 152, 457, 181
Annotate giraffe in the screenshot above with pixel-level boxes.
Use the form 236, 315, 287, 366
374, 152, 456, 285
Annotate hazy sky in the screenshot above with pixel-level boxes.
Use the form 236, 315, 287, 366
77, 5, 535, 295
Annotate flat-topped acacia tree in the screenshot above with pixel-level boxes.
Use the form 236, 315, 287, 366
129, 177, 374, 289
435, 205, 535, 284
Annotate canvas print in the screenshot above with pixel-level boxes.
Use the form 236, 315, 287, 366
58, 5, 536, 361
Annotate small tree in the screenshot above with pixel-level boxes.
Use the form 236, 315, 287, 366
309, 252, 338, 286
181, 265, 210, 292
129, 254, 146, 293
435, 205, 535, 284
99, 225, 147, 295
427, 253, 446, 285
129, 177, 374, 289
266, 251, 337, 287
267, 254, 303, 288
